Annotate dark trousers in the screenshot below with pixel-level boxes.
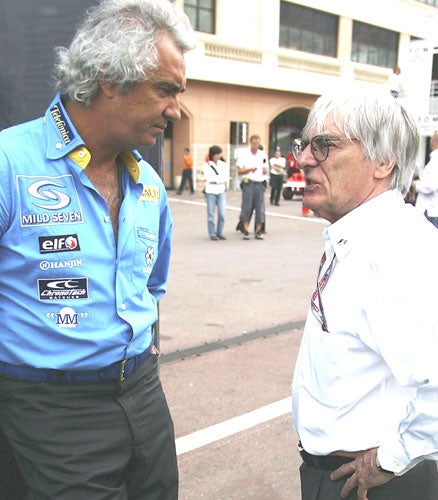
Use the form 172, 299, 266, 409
178, 168, 194, 193
270, 174, 283, 205
0, 429, 28, 499
0, 355, 178, 500
300, 460, 438, 500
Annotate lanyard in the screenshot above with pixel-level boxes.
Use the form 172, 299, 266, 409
311, 251, 336, 332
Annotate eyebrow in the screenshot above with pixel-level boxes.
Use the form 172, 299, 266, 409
156, 81, 186, 94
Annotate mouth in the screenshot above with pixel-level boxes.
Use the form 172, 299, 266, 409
152, 123, 166, 133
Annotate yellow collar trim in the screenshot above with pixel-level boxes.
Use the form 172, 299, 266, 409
68, 146, 91, 168
67, 148, 140, 182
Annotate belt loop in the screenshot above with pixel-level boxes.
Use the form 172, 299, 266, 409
119, 359, 127, 382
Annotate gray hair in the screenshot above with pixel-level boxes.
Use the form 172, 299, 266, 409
303, 88, 420, 195
54, 0, 196, 105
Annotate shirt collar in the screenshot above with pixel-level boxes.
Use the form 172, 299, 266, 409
325, 190, 404, 261
45, 94, 85, 160
44, 94, 147, 183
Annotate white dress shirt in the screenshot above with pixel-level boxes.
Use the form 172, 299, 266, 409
292, 189, 438, 475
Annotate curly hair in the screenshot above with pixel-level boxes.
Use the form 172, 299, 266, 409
54, 0, 195, 105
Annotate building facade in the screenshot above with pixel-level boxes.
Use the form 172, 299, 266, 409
167, 0, 438, 189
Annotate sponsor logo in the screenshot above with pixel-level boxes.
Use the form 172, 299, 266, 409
40, 259, 83, 271
50, 103, 75, 144
27, 179, 71, 210
142, 246, 154, 274
17, 175, 83, 227
145, 246, 154, 266
139, 185, 159, 203
47, 306, 88, 328
38, 277, 88, 300
39, 234, 80, 254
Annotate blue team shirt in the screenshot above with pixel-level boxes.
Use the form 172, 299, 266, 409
0, 95, 172, 370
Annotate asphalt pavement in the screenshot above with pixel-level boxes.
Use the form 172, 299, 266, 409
158, 187, 327, 499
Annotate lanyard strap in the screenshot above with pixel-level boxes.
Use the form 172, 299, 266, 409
311, 251, 336, 332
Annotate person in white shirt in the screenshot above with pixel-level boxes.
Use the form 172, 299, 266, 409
203, 145, 229, 240
412, 131, 438, 228
291, 88, 438, 499
236, 134, 268, 239
269, 147, 286, 206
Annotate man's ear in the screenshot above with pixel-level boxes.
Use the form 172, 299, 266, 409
98, 79, 117, 99
374, 161, 396, 180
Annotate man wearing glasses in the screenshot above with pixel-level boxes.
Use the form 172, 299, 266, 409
291, 89, 438, 499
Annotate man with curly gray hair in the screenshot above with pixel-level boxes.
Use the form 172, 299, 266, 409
0, 1, 195, 498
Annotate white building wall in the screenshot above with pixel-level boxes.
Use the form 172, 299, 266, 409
185, 0, 438, 97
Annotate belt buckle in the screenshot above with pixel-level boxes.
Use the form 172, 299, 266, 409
119, 359, 127, 382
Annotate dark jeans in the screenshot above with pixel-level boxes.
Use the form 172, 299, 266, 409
178, 168, 194, 193
0, 355, 178, 500
300, 460, 438, 500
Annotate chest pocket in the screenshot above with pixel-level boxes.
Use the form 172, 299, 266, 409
131, 227, 159, 292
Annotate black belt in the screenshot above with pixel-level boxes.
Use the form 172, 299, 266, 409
299, 444, 354, 471
0, 347, 153, 384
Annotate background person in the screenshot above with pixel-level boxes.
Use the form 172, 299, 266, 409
269, 146, 286, 206
0, 0, 195, 498
203, 145, 228, 240
412, 130, 438, 228
176, 147, 195, 194
388, 65, 403, 98
291, 89, 438, 499
236, 134, 268, 240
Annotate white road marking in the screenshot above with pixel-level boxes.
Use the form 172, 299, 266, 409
175, 397, 291, 456
169, 197, 326, 224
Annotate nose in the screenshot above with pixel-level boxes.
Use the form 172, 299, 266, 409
297, 144, 318, 169
164, 95, 181, 123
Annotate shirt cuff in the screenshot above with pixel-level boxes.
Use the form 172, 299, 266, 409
377, 441, 418, 476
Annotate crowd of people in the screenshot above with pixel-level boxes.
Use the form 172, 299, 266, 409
1, 1, 438, 499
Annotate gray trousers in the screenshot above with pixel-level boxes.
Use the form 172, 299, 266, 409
0, 355, 178, 500
241, 181, 265, 225
300, 460, 438, 500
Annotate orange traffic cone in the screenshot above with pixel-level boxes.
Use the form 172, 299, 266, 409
301, 204, 310, 216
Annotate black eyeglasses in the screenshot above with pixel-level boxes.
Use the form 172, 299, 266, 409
292, 135, 355, 163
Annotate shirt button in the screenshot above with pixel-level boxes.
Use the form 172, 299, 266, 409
55, 142, 62, 149
78, 150, 85, 158
104, 216, 110, 223
121, 303, 127, 310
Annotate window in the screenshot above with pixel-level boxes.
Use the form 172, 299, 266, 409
184, 0, 215, 34
352, 21, 398, 68
279, 2, 338, 57
416, 0, 438, 6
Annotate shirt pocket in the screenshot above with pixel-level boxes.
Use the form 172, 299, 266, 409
131, 227, 159, 292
